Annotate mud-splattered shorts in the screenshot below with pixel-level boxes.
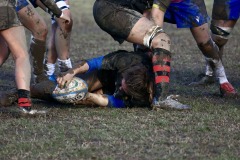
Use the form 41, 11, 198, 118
0, 0, 21, 30
164, 0, 209, 28
212, 0, 240, 20
93, 0, 142, 44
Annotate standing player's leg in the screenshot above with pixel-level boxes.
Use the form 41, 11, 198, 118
44, 0, 73, 79
191, 0, 240, 87
93, 1, 190, 109
1, 26, 32, 111
17, 1, 48, 83
190, 23, 236, 96
44, 21, 58, 81
55, 5, 73, 73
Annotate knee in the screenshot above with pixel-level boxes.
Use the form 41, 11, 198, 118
143, 26, 171, 50
59, 18, 73, 33
151, 32, 171, 51
12, 51, 30, 61
32, 23, 48, 41
65, 19, 73, 32
210, 23, 232, 47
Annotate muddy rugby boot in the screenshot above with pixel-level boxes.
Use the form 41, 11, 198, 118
220, 82, 237, 98
17, 98, 48, 117
189, 73, 215, 86
152, 95, 191, 110
0, 89, 18, 107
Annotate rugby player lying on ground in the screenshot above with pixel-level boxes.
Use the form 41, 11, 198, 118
0, 50, 191, 110
31, 50, 190, 109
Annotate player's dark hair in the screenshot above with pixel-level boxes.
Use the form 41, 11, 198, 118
122, 64, 152, 102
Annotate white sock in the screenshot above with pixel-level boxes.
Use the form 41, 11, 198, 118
213, 59, 228, 84
205, 60, 213, 76
45, 63, 55, 76
57, 58, 72, 72
205, 62, 213, 76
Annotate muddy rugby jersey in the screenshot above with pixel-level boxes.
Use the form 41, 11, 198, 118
86, 50, 153, 108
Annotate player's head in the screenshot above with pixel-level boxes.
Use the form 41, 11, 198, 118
121, 64, 153, 102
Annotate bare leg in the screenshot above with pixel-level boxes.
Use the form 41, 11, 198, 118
127, 17, 189, 109
45, 0, 73, 75
44, 22, 58, 78
55, 8, 73, 72
190, 23, 236, 96
17, 4, 48, 83
211, 19, 237, 59
1, 26, 31, 90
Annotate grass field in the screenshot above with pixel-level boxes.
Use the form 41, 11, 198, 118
0, 0, 240, 159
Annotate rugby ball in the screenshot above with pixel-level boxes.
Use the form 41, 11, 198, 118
52, 77, 88, 104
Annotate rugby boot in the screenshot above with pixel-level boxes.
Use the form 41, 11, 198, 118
189, 73, 215, 86
0, 89, 18, 107
18, 97, 32, 110
220, 82, 237, 97
152, 95, 191, 110
17, 97, 48, 116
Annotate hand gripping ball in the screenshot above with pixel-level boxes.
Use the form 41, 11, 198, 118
52, 77, 88, 104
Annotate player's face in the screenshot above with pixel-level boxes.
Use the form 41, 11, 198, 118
113, 79, 128, 99
120, 79, 128, 94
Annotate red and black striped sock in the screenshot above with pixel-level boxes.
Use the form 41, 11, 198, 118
152, 48, 171, 101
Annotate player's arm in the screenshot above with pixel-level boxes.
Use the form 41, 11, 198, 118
75, 93, 125, 108
35, 0, 70, 22
57, 51, 130, 88
151, 0, 171, 26
57, 56, 104, 88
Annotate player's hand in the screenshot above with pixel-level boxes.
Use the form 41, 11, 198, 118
57, 70, 74, 89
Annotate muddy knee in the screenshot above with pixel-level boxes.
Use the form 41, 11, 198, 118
143, 26, 171, 50
210, 23, 232, 48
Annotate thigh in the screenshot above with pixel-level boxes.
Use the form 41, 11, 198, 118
126, 17, 155, 45
1, 26, 28, 56
212, 0, 240, 20
0, 3, 21, 30
17, 4, 47, 38
93, 0, 142, 43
